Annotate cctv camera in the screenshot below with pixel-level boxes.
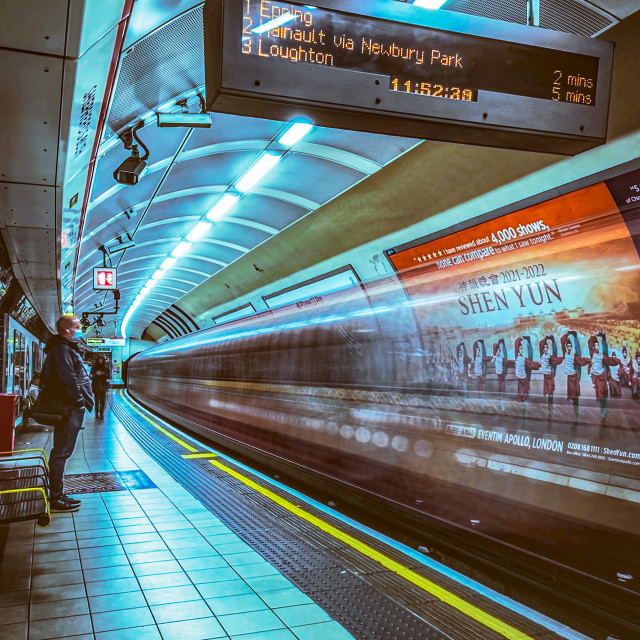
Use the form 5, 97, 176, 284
113, 151, 146, 186
113, 123, 149, 186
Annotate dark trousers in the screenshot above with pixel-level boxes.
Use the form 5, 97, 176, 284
49, 407, 85, 500
94, 387, 107, 417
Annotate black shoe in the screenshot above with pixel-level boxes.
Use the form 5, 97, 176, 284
62, 494, 82, 505
50, 499, 80, 513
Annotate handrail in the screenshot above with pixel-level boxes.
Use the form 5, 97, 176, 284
0, 448, 49, 468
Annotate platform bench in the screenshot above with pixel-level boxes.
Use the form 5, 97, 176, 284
0, 449, 51, 528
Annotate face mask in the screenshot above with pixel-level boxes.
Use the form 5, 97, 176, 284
74, 329, 83, 339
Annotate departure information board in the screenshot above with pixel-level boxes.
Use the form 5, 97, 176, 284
242, 1, 599, 106
205, 0, 613, 154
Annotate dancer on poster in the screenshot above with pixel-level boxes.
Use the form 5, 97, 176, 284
560, 331, 591, 427
514, 336, 540, 425
539, 335, 561, 423
456, 342, 471, 396
472, 340, 488, 392
491, 339, 511, 411
471, 339, 491, 411
620, 346, 634, 389
632, 351, 640, 399
587, 332, 621, 425
608, 349, 623, 398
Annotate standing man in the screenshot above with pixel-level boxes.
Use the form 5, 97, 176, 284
90, 355, 110, 420
587, 332, 621, 425
559, 331, 591, 428
41, 316, 94, 512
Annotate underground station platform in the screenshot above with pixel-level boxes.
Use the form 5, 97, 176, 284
0, 392, 592, 640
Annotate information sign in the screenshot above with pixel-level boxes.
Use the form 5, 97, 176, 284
204, 0, 613, 154
87, 338, 126, 347
212, 303, 256, 325
263, 266, 361, 310
93, 267, 117, 290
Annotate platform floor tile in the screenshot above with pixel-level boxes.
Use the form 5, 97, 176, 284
0, 402, 355, 640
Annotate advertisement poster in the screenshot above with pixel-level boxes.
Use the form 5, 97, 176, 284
386, 169, 640, 468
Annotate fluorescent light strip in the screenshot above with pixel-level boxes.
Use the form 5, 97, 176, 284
171, 241, 192, 258
278, 122, 313, 147
121, 122, 297, 338
252, 12, 297, 34
206, 194, 240, 222
412, 0, 448, 8
186, 220, 212, 242
236, 153, 282, 193
161, 256, 177, 271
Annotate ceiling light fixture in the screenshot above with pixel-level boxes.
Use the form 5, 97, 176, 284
412, 0, 448, 9
119, 114, 307, 339
186, 220, 212, 242
278, 121, 313, 147
236, 153, 282, 193
171, 241, 192, 258
206, 194, 240, 222
160, 257, 177, 270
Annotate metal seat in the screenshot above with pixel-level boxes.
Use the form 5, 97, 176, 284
0, 449, 51, 528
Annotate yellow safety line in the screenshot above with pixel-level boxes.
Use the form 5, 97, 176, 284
123, 395, 197, 452
208, 458, 534, 640
120, 391, 535, 640
181, 453, 219, 459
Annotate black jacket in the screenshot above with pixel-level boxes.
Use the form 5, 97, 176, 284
42, 335, 94, 411
90, 363, 110, 390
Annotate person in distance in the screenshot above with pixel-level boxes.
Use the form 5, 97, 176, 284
91, 355, 110, 420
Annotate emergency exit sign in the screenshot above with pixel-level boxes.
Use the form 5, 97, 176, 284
93, 267, 117, 290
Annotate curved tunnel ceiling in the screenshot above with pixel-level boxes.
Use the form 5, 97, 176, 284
76, 101, 418, 338
71, 0, 631, 340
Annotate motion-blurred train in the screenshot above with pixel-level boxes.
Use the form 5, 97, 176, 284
129, 171, 640, 627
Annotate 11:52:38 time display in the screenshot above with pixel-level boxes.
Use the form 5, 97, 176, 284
390, 78, 476, 101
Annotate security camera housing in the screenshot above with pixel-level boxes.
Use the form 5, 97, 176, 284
113, 155, 146, 185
